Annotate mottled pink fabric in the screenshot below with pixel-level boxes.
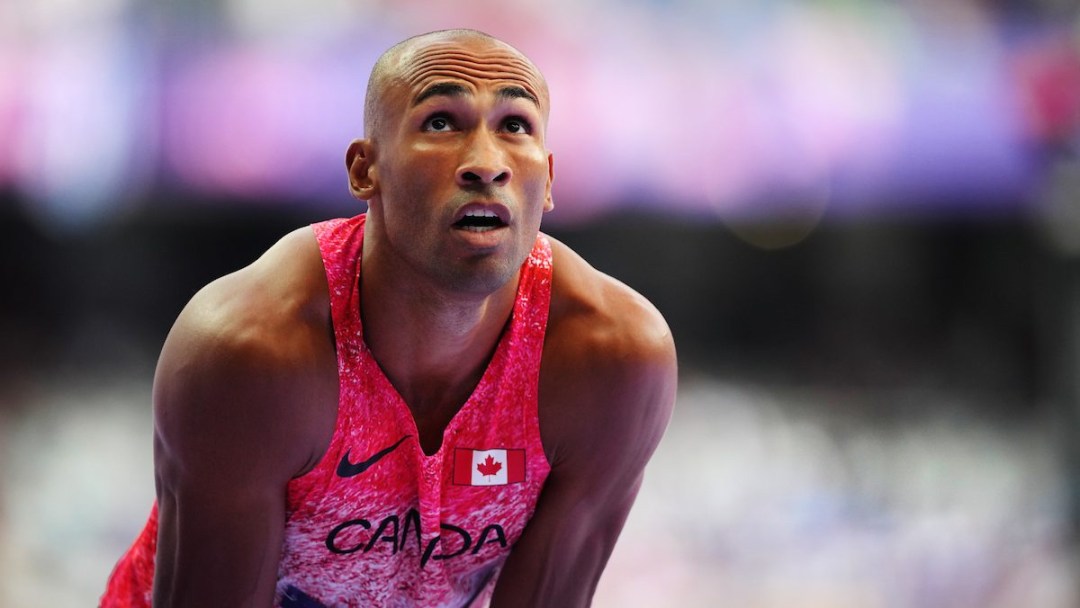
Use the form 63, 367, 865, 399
101, 214, 553, 608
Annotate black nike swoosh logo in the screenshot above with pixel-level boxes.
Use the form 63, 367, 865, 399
336, 435, 411, 478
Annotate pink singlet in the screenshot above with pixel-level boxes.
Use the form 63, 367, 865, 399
101, 214, 554, 607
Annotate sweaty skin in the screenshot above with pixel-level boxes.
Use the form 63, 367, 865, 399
149, 30, 676, 607
348, 33, 557, 442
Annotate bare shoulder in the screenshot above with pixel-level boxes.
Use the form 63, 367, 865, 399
539, 235, 678, 469
161, 225, 331, 384
545, 236, 673, 364
154, 226, 337, 484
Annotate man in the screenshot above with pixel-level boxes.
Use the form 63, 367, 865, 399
102, 29, 676, 607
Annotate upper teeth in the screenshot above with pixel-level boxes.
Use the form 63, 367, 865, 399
464, 209, 497, 218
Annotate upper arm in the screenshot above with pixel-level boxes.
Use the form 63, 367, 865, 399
491, 277, 678, 607
152, 232, 336, 607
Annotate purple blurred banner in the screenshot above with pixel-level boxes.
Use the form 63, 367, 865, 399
0, 1, 1077, 227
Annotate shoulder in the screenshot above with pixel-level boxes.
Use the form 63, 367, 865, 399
198, 226, 325, 332
544, 235, 676, 387
161, 226, 330, 385
154, 226, 337, 482
539, 235, 677, 469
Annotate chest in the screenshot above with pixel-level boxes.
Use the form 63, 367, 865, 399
279, 371, 552, 606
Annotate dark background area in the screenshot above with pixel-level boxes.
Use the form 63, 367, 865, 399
0, 191, 1048, 405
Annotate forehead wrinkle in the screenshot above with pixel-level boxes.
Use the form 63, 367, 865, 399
407, 68, 540, 94
404, 68, 546, 114
412, 80, 540, 113
409, 42, 534, 65
380, 38, 550, 129
403, 58, 541, 89
402, 47, 545, 97
408, 50, 538, 73
406, 63, 536, 82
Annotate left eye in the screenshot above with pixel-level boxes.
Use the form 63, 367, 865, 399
504, 119, 530, 134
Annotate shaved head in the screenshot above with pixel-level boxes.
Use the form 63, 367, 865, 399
363, 29, 549, 140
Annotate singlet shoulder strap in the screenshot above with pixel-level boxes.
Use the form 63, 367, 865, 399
311, 214, 366, 362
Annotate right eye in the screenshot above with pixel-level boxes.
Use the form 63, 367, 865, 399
423, 115, 453, 132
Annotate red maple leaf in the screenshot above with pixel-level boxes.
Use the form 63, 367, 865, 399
477, 455, 503, 477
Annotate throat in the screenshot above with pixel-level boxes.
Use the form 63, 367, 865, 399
367, 320, 508, 455
401, 374, 485, 456
356, 250, 519, 455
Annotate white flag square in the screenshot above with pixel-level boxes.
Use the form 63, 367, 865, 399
471, 449, 508, 486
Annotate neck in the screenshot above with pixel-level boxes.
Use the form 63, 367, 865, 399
358, 231, 520, 415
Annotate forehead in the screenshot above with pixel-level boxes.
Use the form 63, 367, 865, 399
393, 38, 548, 113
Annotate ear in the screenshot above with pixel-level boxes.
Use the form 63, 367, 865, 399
543, 151, 555, 212
345, 139, 378, 200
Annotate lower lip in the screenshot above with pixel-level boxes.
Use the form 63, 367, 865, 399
451, 224, 510, 249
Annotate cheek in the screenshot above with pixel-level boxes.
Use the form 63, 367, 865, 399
515, 149, 550, 184
380, 149, 442, 199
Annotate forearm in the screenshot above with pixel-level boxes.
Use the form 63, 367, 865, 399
489, 484, 638, 607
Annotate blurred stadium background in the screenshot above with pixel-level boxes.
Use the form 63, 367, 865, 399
3, 0, 1080, 605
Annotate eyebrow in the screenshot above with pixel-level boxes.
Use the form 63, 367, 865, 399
413, 82, 467, 106
412, 82, 540, 109
496, 85, 540, 108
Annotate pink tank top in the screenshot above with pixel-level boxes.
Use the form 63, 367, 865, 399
100, 214, 553, 607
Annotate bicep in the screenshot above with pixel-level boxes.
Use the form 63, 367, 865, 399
150, 306, 327, 607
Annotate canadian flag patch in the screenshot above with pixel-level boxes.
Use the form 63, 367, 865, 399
453, 448, 526, 486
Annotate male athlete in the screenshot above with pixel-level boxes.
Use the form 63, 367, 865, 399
102, 29, 676, 607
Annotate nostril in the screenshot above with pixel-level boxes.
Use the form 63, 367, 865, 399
459, 170, 510, 185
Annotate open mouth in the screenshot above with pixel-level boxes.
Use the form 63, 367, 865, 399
453, 209, 507, 232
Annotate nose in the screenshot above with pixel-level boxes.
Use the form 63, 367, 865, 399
456, 129, 511, 187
